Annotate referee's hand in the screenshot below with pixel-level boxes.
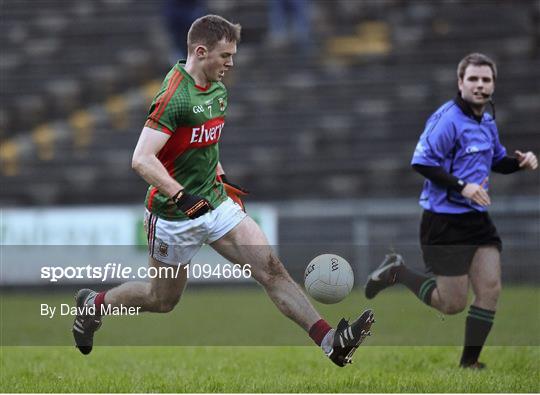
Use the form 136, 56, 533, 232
461, 182, 491, 207
515, 150, 538, 170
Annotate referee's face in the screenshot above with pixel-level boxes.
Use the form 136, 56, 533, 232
458, 65, 495, 110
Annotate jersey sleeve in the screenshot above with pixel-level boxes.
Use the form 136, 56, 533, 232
411, 114, 457, 167
145, 72, 188, 135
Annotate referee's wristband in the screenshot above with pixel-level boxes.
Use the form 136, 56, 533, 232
454, 179, 466, 192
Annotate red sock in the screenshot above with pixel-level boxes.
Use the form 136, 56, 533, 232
94, 291, 107, 315
309, 319, 332, 346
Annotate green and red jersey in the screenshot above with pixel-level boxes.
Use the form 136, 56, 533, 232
144, 61, 228, 220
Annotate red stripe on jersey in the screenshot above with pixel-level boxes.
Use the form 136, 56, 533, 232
195, 83, 211, 92
157, 117, 225, 174
151, 70, 181, 120
147, 187, 159, 211
149, 70, 183, 125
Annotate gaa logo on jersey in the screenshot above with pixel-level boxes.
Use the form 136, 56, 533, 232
193, 105, 205, 114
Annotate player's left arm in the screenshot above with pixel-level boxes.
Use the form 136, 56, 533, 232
216, 162, 249, 194
216, 161, 249, 211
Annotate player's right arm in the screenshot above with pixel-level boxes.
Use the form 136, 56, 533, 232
132, 127, 213, 219
132, 126, 181, 198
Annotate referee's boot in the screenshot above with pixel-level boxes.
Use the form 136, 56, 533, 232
364, 253, 404, 299
72, 288, 102, 355
328, 309, 375, 367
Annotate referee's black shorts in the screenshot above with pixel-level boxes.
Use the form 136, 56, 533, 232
420, 209, 502, 276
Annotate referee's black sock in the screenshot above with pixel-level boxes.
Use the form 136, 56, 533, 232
395, 266, 437, 306
460, 305, 495, 366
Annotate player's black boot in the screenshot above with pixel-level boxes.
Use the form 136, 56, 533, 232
72, 288, 102, 355
328, 309, 375, 367
364, 253, 404, 299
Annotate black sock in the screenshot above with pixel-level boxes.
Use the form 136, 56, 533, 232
460, 305, 495, 366
395, 266, 437, 306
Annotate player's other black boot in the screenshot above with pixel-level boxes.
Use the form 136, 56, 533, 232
328, 309, 375, 367
365, 253, 404, 299
72, 288, 102, 355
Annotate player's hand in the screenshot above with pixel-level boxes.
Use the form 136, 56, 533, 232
173, 190, 213, 219
219, 174, 249, 195
217, 174, 249, 212
515, 150, 538, 170
461, 180, 491, 207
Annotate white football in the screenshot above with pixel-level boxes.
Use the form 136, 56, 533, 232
304, 254, 354, 304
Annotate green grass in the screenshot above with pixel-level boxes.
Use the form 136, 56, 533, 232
1, 346, 538, 392
1, 286, 539, 392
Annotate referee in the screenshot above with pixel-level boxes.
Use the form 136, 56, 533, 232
365, 53, 537, 368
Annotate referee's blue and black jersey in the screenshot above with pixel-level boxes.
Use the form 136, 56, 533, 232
411, 97, 507, 214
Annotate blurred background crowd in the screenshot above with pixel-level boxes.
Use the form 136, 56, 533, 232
1, 0, 538, 284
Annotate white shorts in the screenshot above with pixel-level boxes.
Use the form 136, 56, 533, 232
144, 197, 247, 266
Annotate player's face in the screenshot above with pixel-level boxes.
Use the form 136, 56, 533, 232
458, 65, 495, 109
204, 39, 236, 82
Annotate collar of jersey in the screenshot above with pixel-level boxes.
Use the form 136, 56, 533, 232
176, 60, 212, 91
454, 93, 485, 123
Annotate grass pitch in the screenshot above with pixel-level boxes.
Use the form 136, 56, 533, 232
1, 286, 539, 392
1, 346, 538, 392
